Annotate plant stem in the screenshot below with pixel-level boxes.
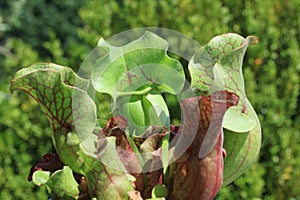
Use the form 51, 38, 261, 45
115, 86, 152, 97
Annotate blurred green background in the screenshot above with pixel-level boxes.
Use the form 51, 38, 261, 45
0, 0, 299, 199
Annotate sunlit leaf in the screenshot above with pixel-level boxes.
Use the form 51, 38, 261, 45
171, 91, 239, 200
117, 90, 170, 134
92, 32, 184, 132
92, 31, 185, 96
10, 63, 135, 199
189, 33, 261, 184
32, 170, 51, 186
32, 167, 80, 199
45, 166, 80, 200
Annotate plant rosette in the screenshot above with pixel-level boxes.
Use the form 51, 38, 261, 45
10, 28, 261, 200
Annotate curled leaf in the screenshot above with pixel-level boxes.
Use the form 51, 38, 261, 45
92, 32, 185, 133
92, 31, 185, 96
189, 33, 261, 184
33, 166, 80, 200
171, 91, 239, 200
10, 63, 135, 199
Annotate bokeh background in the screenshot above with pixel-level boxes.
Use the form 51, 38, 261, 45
0, 0, 299, 199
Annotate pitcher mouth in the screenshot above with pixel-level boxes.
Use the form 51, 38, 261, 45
209, 91, 240, 107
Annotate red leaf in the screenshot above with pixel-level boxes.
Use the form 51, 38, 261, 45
97, 116, 144, 191
170, 91, 239, 200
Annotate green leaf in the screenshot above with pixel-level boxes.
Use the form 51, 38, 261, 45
145, 91, 170, 129
32, 167, 80, 199
117, 90, 170, 134
10, 63, 135, 199
55, 130, 135, 200
92, 31, 185, 96
223, 107, 256, 132
189, 33, 261, 184
92, 32, 184, 132
46, 166, 80, 200
10, 63, 96, 135
223, 99, 261, 185
32, 170, 51, 186
151, 184, 168, 198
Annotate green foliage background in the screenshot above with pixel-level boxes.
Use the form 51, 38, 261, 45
0, 0, 299, 199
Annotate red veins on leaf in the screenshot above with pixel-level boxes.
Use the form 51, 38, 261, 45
97, 116, 167, 199
97, 116, 144, 190
28, 90, 239, 200
96, 91, 239, 200
170, 90, 239, 200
